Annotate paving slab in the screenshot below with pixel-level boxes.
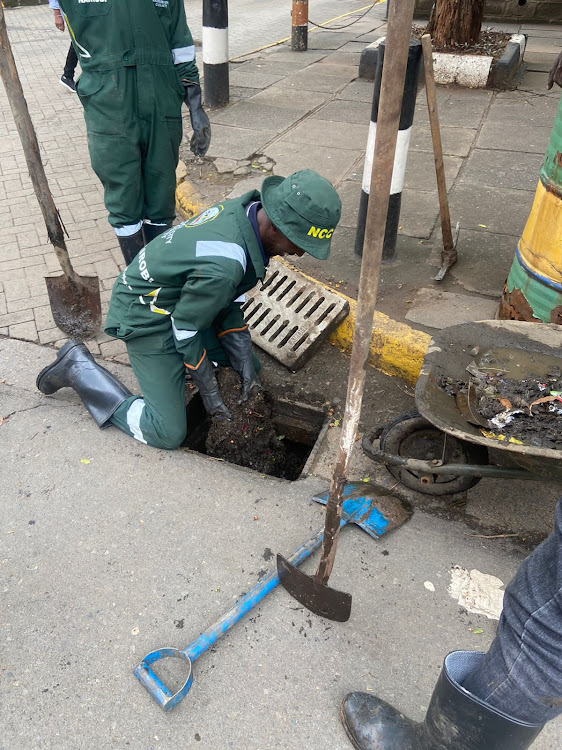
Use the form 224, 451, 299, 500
487, 92, 561, 124
235, 60, 311, 76
476, 118, 552, 153
305, 31, 359, 50
448, 228, 518, 297
205, 125, 276, 160
228, 69, 286, 89
310, 98, 372, 124
402, 151, 463, 192
405, 288, 499, 328
413, 95, 489, 129
337, 180, 362, 228
398, 189, 440, 239
226, 176, 265, 199
525, 37, 562, 53
460, 148, 542, 192
448, 183, 535, 237
410, 125, 477, 158
517, 69, 561, 95
337, 79, 378, 102
276, 118, 369, 150
282, 69, 357, 93
305, 61, 360, 78
263, 50, 328, 64
210, 101, 309, 132
264, 141, 363, 184
316, 51, 363, 67
249, 85, 332, 111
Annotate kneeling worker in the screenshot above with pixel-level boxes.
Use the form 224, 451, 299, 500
37, 171, 342, 450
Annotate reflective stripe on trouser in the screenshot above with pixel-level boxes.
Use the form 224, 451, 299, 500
462, 499, 562, 724
78, 65, 183, 228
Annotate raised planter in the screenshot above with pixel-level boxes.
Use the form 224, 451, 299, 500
359, 34, 526, 89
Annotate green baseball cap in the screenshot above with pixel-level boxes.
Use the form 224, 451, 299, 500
260, 170, 342, 259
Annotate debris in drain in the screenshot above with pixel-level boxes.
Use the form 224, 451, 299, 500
204, 369, 309, 479
441, 363, 562, 450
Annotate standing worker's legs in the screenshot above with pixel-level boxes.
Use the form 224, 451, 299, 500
77, 68, 146, 263
463, 498, 562, 725
109, 330, 188, 450
60, 44, 78, 92
139, 66, 184, 246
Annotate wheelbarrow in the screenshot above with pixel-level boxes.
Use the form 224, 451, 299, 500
362, 320, 562, 497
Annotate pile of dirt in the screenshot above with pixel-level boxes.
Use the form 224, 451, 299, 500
441, 364, 562, 450
205, 369, 306, 479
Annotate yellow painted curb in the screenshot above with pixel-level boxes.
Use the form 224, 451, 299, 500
175, 182, 430, 385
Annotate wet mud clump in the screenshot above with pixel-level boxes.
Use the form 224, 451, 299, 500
441, 364, 562, 450
205, 369, 306, 479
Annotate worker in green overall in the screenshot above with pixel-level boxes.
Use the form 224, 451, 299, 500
51, 0, 211, 263
36, 170, 342, 450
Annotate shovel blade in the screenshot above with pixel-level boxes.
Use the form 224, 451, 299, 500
46, 273, 102, 340
276, 554, 352, 622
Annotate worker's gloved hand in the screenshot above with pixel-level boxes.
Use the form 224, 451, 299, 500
547, 51, 562, 89
182, 81, 211, 157
190, 355, 231, 420
220, 327, 261, 403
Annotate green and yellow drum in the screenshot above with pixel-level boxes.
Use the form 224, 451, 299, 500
499, 97, 562, 324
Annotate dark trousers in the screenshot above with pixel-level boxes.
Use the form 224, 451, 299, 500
63, 44, 78, 80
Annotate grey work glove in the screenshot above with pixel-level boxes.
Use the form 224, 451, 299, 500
548, 50, 562, 89
220, 327, 261, 403
190, 355, 231, 420
182, 81, 211, 157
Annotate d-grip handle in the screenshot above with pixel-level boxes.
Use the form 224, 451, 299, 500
134, 647, 193, 712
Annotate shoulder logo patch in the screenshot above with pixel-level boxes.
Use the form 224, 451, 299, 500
186, 205, 224, 227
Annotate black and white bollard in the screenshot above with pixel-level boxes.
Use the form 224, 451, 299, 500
355, 38, 422, 260
202, 0, 229, 108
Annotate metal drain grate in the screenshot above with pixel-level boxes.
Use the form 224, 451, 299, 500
242, 260, 349, 371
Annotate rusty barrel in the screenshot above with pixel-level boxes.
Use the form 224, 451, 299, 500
499, 97, 562, 324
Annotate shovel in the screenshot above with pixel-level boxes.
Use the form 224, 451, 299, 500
134, 484, 410, 711
276, 0, 417, 623
421, 34, 460, 282
0, 8, 101, 339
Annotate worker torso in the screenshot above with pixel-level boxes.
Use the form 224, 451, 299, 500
57, 0, 185, 70
105, 192, 267, 341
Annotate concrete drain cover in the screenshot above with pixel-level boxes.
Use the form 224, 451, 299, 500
242, 260, 349, 371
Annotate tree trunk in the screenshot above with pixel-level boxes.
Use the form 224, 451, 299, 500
427, 0, 486, 47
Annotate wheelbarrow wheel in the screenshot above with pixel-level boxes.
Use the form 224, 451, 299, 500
380, 411, 488, 496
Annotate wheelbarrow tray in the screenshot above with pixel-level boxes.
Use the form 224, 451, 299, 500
415, 320, 562, 481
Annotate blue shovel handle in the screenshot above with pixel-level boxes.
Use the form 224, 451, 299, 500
134, 520, 346, 710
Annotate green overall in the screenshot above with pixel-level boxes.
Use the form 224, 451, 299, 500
104, 193, 266, 449
57, 0, 198, 230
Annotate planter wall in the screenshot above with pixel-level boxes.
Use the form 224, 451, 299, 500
414, 0, 562, 23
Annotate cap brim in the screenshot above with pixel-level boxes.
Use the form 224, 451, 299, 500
261, 175, 332, 260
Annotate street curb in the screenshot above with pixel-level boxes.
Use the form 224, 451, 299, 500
175, 180, 430, 385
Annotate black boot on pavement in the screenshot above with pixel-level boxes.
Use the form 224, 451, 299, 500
340, 651, 543, 750
142, 221, 172, 245
117, 228, 145, 265
36, 340, 132, 428
60, 75, 76, 93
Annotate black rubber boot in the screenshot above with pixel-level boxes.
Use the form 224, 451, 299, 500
142, 222, 171, 245
36, 340, 132, 428
117, 228, 145, 265
340, 651, 543, 750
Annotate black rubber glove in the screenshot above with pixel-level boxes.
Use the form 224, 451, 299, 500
190, 355, 231, 420
220, 327, 261, 403
182, 81, 211, 157
547, 51, 562, 89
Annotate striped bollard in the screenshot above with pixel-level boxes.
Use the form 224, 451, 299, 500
291, 0, 308, 51
203, 0, 229, 108
355, 38, 422, 260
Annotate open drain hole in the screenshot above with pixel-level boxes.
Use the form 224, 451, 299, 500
182, 372, 328, 481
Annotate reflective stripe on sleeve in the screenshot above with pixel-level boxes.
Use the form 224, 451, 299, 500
171, 317, 198, 341
173, 45, 196, 63
195, 241, 247, 272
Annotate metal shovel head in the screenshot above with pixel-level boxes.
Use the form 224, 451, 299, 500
277, 553, 353, 622
277, 484, 412, 621
46, 273, 102, 340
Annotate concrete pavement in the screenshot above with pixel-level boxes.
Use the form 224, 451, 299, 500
1, 4, 562, 748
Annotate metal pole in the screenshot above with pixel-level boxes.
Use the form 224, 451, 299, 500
202, 0, 229, 108
355, 38, 422, 261
291, 0, 308, 51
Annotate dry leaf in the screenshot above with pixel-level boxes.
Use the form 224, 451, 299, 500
499, 398, 512, 409
529, 396, 557, 415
